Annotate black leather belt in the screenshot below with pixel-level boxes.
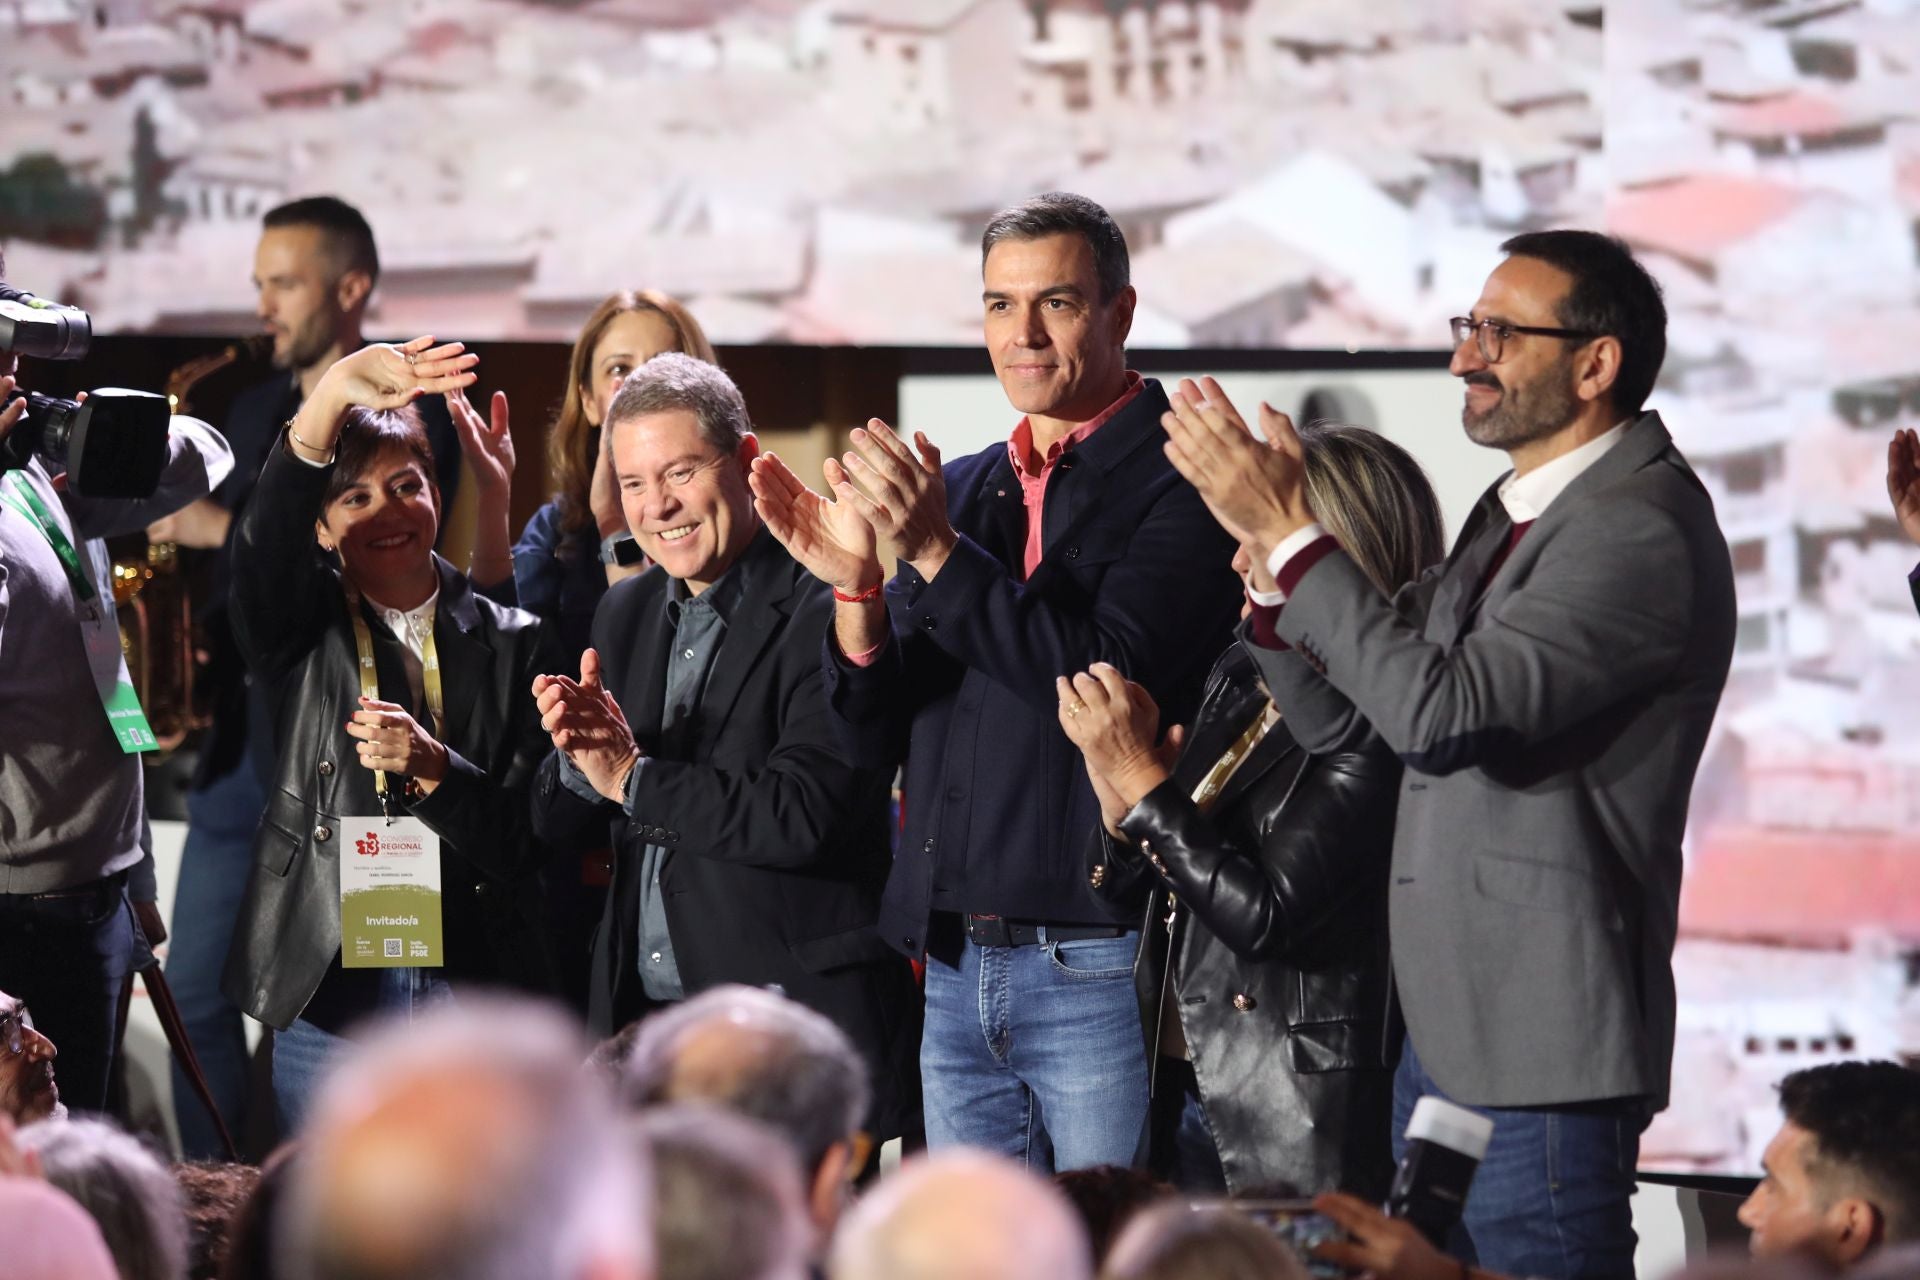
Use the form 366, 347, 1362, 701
965, 914, 1127, 948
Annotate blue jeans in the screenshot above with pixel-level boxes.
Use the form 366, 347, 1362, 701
272, 967, 452, 1135
921, 929, 1149, 1172
1394, 1039, 1648, 1280
166, 755, 266, 1157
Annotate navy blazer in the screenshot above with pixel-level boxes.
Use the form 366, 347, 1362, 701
823, 377, 1243, 957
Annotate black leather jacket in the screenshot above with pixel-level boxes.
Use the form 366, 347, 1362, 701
222, 442, 559, 1030
1089, 642, 1400, 1197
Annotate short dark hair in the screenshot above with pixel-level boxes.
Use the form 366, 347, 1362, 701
263, 195, 380, 287
321, 405, 436, 507
1499, 229, 1667, 416
981, 192, 1130, 303
1052, 1166, 1172, 1268
1779, 1060, 1920, 1242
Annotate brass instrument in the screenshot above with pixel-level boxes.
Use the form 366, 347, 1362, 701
115, 335, 268, 752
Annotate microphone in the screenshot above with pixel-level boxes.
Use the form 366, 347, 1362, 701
1385, 1096, 1494, 1245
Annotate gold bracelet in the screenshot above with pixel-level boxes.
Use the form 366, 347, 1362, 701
285, 417, 336, 464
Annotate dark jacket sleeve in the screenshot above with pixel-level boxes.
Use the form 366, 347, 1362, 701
1113, 741, 1401, 963
511, 500, 565, 622
822, 622, 962, 770
888, 476, 1239, 714
404, 618, 563, 883
229, 438, 339, 679
530, 749, 621, 851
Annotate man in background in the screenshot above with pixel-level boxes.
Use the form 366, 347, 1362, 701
155, 195, 461, 1155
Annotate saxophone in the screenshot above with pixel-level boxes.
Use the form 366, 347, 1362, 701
114, 335, 268, 752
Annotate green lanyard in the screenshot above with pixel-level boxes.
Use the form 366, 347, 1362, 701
1, 472, 99, 618
1, 470, 158, 752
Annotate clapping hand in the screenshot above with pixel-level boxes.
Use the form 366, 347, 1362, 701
345, 697, 449, 790
1162, 377, 1314, 549
749, 450, 883, 595
447, 389, 515, 503
1055, 663, 1184, 822
532, 648, 641, 803
837, 419, 956, 577
1888, 428, 1920, 547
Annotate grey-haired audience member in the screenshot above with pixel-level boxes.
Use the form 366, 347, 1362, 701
275, 997, 652, 1280
636, 1104, 811, 1280
621, 984, 870, 1241
20, 1116, 189, 1280
1099, 1203, 1306, 1280
831, 1150, 1092, 1280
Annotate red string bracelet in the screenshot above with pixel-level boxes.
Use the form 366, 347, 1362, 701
832, 582, 884, 604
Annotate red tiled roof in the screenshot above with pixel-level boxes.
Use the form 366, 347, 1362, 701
1681, 825, 1920, 947
1715, 91, 1868, 140
1607, 175, 1807, 265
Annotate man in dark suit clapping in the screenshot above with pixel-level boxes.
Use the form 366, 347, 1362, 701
528, 353, 920, 1145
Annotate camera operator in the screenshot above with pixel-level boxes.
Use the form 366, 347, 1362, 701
0, 256, 233, 1115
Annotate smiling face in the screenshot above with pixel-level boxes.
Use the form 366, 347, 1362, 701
0, 991, 59, 1124
611, 407, 759, 595
317, 442, 441, 606
254, 225, 361, 374
1450, 255, 1587, 453
582, 309, 683, 430
982, 232, 1134, 432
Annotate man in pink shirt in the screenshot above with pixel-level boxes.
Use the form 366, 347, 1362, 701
751, 193, 1241, 1170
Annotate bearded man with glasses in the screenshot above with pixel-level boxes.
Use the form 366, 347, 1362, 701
0, 991, 62, 1124
529, 353, 920, 1154
1157, 230, 1738, 1279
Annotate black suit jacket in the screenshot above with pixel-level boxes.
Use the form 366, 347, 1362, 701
530, 528, 922, 1139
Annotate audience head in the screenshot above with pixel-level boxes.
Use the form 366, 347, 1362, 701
219, 1141, 300, 1280
1452, 229, 1666, 453
621, 984, 870, 1234
1101, 1202, 1307, 1280
0, 1176, 119, 1280
255, 195, 380, 372
636, 1104, 811, 1280
1740, 1060, 1920, 1268
0, 987, 61, 1122
831, 1150, 1092, 1280
1292, 422, 1445, 597
19, 1116, 188, 1280
1051, 1165, 1172, 1269
604, 351, 760, 595
277, 996, 651, 1280
171, 1161, 259, 1280
313, 405, 442, 600
551, 290, 717, 541
979, 192, 1136, 426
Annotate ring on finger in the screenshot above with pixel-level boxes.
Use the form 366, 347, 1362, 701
1065, 701, 1088, 717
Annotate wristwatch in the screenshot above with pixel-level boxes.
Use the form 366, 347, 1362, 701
600, 533, 644, 567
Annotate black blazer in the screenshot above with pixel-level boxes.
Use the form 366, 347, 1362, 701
529, 529, 922, 1139
823, 378, 1244, 956
223, 441, 559, 1031
1092, 643, 1400, 1198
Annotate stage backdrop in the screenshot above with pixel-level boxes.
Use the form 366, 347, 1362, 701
5, 0, 1920, 1173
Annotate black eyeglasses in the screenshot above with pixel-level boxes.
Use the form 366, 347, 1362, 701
0, 1005, 36, 1057
1449, 316, 1601, 363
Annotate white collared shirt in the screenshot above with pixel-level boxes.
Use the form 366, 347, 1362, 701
1496, 419, 1630, 524
364, 586, 439, 712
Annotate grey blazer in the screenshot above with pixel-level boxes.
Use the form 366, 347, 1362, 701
1249, 412, 1735, 1110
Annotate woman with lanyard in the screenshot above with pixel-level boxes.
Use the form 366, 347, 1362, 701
1058, 408, 1445, 1198
223, 336, 561, 1130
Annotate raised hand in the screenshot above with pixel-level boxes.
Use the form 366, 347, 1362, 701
532, 647, 641, 803
1162, 377, 1313, 549
1888, 428, 1920, 546
345, 697, 449, 791
837, 419, 956, 577
749, 450, 883, 594
447, 388, 515, 502
319, 336, 479, 412
1312, 1192, 1462, 1280
1055, 663, 1174, 811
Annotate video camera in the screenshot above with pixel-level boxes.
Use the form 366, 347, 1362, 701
1, 284, 171, 497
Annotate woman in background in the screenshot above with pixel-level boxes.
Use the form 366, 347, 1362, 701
1060, 419, 1445, 1199
512, 290, 717, 661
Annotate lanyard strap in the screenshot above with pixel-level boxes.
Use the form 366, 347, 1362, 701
1189, 699, 1278, 813
344, 582, 444, 805
1, 472, 97, 609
